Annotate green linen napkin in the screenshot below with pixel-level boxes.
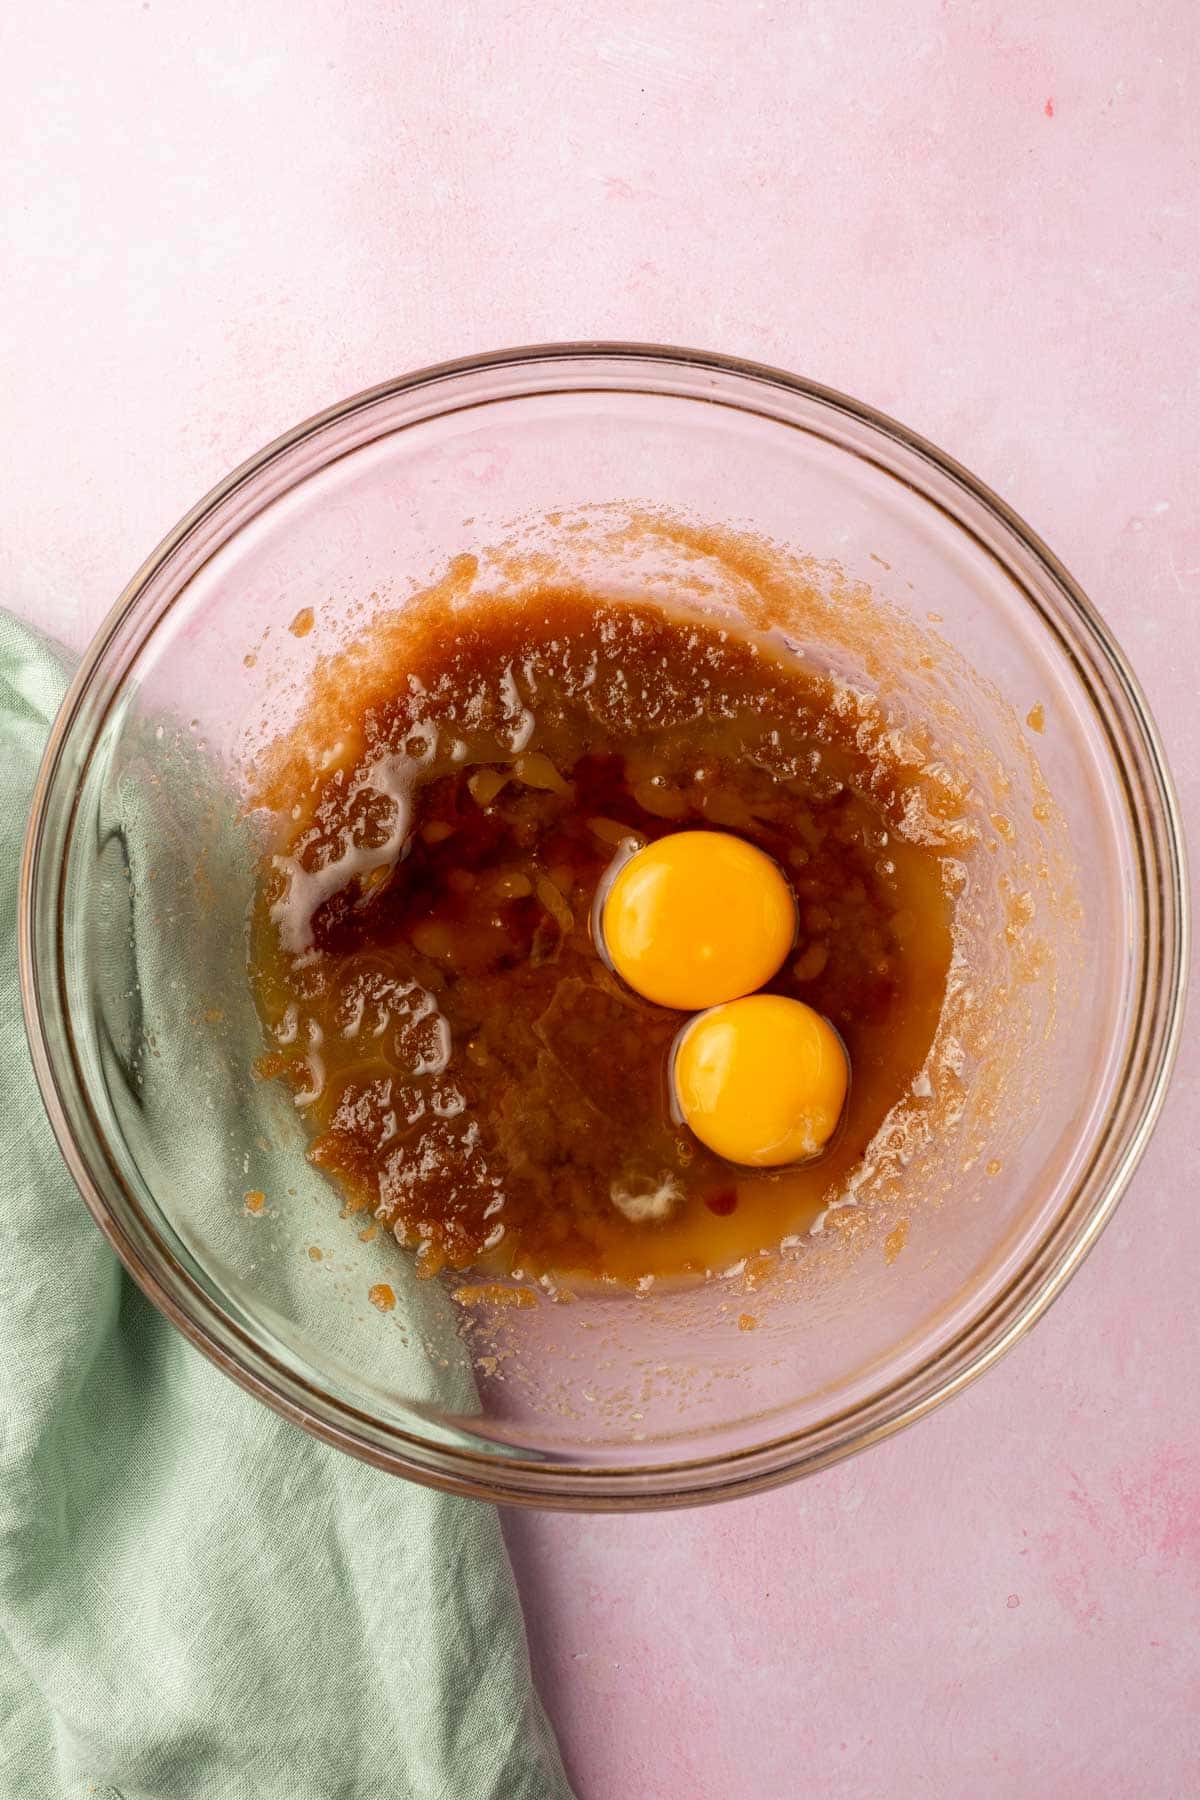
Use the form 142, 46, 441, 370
0, 614, 572, 1800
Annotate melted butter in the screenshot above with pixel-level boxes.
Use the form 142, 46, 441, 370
250, 590, 956, 1284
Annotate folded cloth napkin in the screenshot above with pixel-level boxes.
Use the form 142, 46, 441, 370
0, 614, 572, 1800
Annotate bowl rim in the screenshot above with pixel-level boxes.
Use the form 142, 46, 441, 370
19, 341, 1191, 1508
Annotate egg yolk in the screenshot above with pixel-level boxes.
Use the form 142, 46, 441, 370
672, 994, 849, 1167
600, 831, 796, 1010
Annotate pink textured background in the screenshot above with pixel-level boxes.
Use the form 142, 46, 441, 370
4, 3, 1197, 1794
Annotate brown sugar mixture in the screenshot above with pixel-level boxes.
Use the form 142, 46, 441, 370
250, 591, 956, 1285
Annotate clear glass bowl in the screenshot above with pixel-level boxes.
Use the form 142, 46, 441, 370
20, 346, 1188, 1508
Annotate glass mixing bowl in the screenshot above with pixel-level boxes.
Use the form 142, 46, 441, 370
20, 345, 1188, 1508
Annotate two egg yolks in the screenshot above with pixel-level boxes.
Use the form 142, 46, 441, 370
599, 831, 849, 1168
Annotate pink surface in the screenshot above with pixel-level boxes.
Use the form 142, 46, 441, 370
4, 2, 1197, 1793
